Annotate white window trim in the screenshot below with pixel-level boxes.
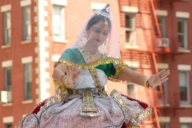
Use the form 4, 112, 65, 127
157, 63, 169, 69
122, 6, 138, 13
22, 56, 33, 64
156, 10, 168, 16
1, 5, 11, 12
176, 11, 190, 18
178, 64, 191, 71
124, 61, 140, 68
51, 0, 67, 6
52, 54, 61, 62
158, 117, 171, 123
20, 0, 31, 7
180, 117, 192, 123
2, 60, 12, 68
22, 100, 33, 104
3, 116, 13, 123
91, 2, 107, 10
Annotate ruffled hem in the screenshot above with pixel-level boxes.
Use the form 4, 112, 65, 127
17, 90, 151, 128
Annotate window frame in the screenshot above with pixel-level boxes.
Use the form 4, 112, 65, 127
52, 4, 65, 42
179, 71, 190, 105
177, 18, 188, 49
125, 13, 136, 45
24, 63, 32, 100
154, 16, 166, 37
3, 11, 11, 45
23, 6, 31, 41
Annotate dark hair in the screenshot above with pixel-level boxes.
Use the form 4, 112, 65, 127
86, 15, 111, 31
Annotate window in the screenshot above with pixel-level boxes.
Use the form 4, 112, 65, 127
179, 71, 190, 104
127, 68, 136, 98
53, 5, 65, 41
24, 63, 32, 100
154, 16, 166, 37
3, 11, 11, 45
125, 14, 136, 44
178, 18, 188, 49
23, 6, 31, 41
5, 123, 12, 128
4, 67, 12, 103
157, 81, 168, 104
181, 123, 190, 128
160, 123, 169, 128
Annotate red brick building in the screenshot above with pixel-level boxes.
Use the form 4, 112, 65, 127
0, 0, 191, 128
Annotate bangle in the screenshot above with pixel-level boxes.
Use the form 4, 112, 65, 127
61, 75, 66, 85
144, 80, 153, 90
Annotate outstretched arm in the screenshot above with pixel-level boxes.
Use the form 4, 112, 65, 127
117, 68, 170, 88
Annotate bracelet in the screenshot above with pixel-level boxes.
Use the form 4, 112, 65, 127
144, 80, 153, 90
61, 75, 66, 85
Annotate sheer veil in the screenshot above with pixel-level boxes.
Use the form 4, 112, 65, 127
71, 4, 121, 59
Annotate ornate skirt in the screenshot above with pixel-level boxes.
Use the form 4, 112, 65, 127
17, 90, 151, 128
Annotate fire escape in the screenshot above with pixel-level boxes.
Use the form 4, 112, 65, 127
118, 0, 185, 127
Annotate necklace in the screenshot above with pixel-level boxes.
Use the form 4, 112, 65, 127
83, 47, 100, 62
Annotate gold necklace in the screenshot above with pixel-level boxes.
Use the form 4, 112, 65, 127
84, 47, 100, 61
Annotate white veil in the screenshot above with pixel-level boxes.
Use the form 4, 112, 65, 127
71, 4, 121, 59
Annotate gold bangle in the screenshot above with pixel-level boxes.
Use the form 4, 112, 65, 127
144, 80, 153, 90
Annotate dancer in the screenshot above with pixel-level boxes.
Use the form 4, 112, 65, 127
17, 4, 170, 128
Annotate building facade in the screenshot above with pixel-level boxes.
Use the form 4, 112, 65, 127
0, 0, 191, 127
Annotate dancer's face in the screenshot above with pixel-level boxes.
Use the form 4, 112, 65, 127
86, 21, 109, 47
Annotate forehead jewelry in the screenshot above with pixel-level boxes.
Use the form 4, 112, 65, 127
104, 18, 108, 26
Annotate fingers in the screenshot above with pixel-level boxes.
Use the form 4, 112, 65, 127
158, 70, 166, 76
160, 70, 170, 79
74, 71, 81, 81
161, 77, 168, 83
158, 70, 170, 81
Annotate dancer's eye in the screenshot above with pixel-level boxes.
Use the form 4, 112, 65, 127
94, 29, 100, 33
103, 32, 108, 36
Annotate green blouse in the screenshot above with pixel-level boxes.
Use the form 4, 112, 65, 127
60, 48, 116, 77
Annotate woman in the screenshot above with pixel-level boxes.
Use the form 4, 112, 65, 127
17, 4, 170, 128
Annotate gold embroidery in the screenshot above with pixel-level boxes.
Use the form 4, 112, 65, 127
55, 58, 125, 69
80, 90, 100, 117
114, 64, 129, 77
108, 77, 122, 82
133, 107, 152, 122
110, 90, 126, 128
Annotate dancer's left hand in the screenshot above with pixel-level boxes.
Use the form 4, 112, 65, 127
147, 70, 170, 88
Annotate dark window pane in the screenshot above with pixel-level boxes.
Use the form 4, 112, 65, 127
178, 35, 184, 47
179, 71, 189, 102
126, 15, 131, 28
5, 123, 12, 128
5, 68, 12, 91
178, 20, 184, 33
180, 87, 187, 101
24, 64, 32, 100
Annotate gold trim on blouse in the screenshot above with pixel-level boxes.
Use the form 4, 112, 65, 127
55, 58, 126, 69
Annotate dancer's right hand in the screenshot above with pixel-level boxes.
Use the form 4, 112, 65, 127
65, 64, 81, 88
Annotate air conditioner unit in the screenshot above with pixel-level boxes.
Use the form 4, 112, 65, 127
156, 38, 169, 47
0, 91, 12, 103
